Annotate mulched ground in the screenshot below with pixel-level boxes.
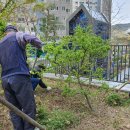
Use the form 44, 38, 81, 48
0, 78, 130, 130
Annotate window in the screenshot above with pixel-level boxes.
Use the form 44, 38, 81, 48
31, 27, 34, 31
56, 7, 59, 10
51, 6, 55, 10
62, 6, 65, 10
79, 2, 84, 5
59, 25, 65, 30
66, 9, 70, 13
56, 17, 59, 21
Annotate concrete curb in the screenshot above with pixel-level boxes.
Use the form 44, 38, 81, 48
43, 73, 130, 92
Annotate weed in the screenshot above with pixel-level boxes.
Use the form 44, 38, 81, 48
113, 119, 120, 129
122, 98, 130, 106
61, 85, 77, 97
99, 83, 110, 92
36, 106, 49, 125
47, 109, 79, 130
37, 106, 79, 130
106, 93, 123, 106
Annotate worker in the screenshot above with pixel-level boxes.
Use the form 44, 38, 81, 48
30, 67, 52, 91
0, 25, 43, 130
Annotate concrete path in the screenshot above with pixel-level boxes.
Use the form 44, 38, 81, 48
43, 73, 130, 92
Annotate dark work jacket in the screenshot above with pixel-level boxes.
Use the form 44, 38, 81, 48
0, 33, 30, 78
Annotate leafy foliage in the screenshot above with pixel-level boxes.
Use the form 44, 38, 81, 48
45, 26, 110, 110
99, 82, 110, 92
26, 44, 36, 57
37, 106, 79, 130
0, 0, 17, 20
47, 110, 79, 130
33, 2, 59, 41
0, 20, 6, 39
45, 26, 110, 80
61, 85, 77, 97
106, 93, 123, 106
37, 106, 49, 125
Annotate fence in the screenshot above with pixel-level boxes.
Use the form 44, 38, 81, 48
107, 45, 130, 83
41, 45, 130, 83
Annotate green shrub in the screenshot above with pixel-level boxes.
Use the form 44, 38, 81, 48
99, 83, 110, 92
122, 98, 130, 106
47, 110, 79, 130
36, 106, 49, 125
37, 106, 79, 130
106, 93, 123, 106
61, 86, 77, 97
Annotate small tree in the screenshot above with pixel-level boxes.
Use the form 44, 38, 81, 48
45, 26, 110, 110
33, 2, 59, 41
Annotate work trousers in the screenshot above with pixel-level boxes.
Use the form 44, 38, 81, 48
2, 75, 36, 130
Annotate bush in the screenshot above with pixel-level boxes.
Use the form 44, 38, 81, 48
47, 110, 79, 130
37, 106, 79, 130
100, 83, 110, 92
122, 98, 130, 106
61, 86, 77, 97
36, 106, 49, 125
106, 93, 123, 106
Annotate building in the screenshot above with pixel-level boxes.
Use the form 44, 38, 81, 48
42, 0, 73, 37
1, 0, 111, 37
39, 0, 111, 38
72, 0, 112, 22
100, 0, 112, 22
66, 4, 109, 39
72, 0, 100, 12
10, 4, 36, 35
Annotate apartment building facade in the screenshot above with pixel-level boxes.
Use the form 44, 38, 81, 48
1, 0, 111, 37
42, 0, 73, 37
40, 0, 111, 37
72, 0, 101, 12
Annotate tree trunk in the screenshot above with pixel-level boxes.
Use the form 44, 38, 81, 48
77, 76, 93, 111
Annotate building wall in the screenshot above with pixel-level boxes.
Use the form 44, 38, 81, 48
72, 0, 99, 12
43, 0, 112, 37
4, 0, 111, 37
100, 0, 112, 22
2, 0, 111, 37
42, 0, 72, 37
41, 0, 104, 37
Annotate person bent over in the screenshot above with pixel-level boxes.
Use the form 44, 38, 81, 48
0, 25, 43, 130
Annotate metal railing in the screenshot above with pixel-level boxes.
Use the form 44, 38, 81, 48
40, 45, 130, 83
107, 45, 130, 83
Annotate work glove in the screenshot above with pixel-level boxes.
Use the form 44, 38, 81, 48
36, 49, 43, 58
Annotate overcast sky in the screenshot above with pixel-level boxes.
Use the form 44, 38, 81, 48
112, 0, 130, 25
